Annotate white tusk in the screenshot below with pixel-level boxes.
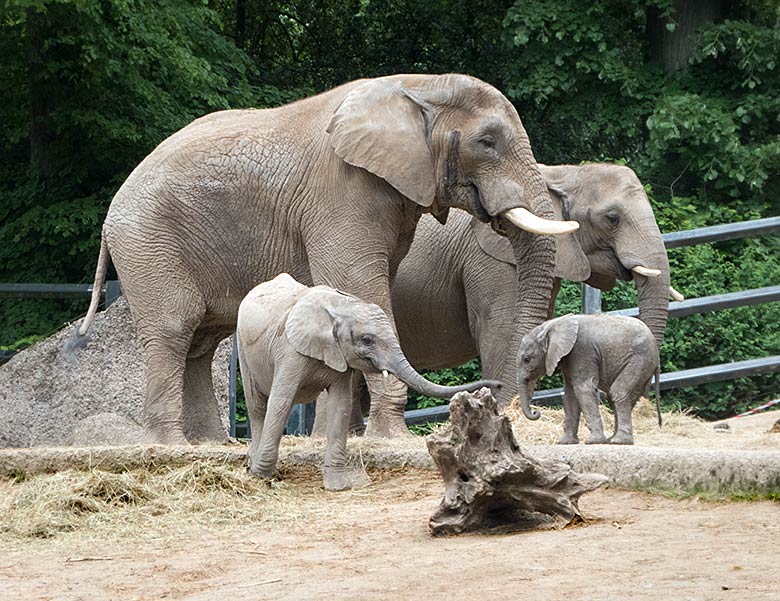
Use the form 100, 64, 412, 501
502, 207, 579, 236
382, 370, 389, 381
631, 265, 662, 278
669, 286, 685, 302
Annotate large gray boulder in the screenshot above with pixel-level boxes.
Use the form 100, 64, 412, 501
0, 298, 231, 447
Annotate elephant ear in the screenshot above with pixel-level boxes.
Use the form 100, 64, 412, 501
326, 79, 436, 207
471, 217, 516, 265
544, 316, 579, 376
285, 287, 349, 372
538, 165, 591, 282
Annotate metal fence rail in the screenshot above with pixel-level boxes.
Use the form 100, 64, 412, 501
0, 281, 122, 304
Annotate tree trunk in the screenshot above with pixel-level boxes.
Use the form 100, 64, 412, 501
426, 388, 608, 536
235, 0, 247, 50
647, 0, 727, 73
27, 7, 57, 178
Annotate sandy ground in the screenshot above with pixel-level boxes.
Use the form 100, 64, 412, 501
1, 408, 778, 600
1, 467, 778, 601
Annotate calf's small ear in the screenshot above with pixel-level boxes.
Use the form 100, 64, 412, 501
544, 317, 579, 376
285, 288, 349, 372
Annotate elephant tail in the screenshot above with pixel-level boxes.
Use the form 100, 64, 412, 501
77, 234, 110, 338
654, 366, 662, 428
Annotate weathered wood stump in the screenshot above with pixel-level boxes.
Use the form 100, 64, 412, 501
426, 388, 608, 536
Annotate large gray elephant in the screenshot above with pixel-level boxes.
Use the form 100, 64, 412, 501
238, 274, 499, 490
77, 74, 575, 444
388, 163, 674, 407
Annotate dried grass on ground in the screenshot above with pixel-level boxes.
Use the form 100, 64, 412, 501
0, 459, 427, 544
505, 398, 779, 449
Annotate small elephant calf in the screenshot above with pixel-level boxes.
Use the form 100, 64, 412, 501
237, 273, 500, 490
516, 314, 660, 445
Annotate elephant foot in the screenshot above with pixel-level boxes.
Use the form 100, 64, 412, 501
365, 413, 413, 439
608, 434, 634, 445
142, 426, 190, 446
322, 465, 371, 492
187, 432, 231, 445
556, 434, 579, 445
584, 434, 609, 445
247, 460, 275, 479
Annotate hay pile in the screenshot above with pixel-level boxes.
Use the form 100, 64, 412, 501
0, 459, 324, 540
0, 457, 430, 542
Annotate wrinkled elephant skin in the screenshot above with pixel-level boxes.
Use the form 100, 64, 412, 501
237, 274, 501, 490
77, 74, 567, 444
515, 314, 661, 445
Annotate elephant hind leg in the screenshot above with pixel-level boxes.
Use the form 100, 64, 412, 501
182, 329, 232, 444
607, 365, 649, 445
136, 300, 206, 445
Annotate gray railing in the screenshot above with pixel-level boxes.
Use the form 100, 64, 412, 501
0, 281, 122, 304
402, 216, 780, 426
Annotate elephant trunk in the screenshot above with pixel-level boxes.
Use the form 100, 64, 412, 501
633, 248, 670, 351
516, 379, 541, 420
386, 350, 501, 400
495, 194, 557, 404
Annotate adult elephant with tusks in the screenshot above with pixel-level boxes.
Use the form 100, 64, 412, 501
76, 74, 576, 444
382, 163, 676, 411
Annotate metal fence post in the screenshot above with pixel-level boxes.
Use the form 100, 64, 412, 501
286, 403, 316, 436
104, 280, 122, 306
582, 284, 602, 314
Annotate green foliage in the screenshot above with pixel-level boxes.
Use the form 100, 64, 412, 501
406, 358, 482, 410
0, 0, 260, 345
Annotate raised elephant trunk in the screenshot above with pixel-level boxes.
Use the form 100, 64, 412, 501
386, 350, 500, 400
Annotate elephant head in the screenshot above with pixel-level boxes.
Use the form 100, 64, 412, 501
539, 163, 671, 348
327, 75, 578, 405
472, 162, 672, 350
286, 286, 501, 399
515, 316, 579, 420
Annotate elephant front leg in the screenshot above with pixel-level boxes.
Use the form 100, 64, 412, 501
575, 380, 608, 445
246, 376, 298, 478
557, 381, 581, 444
323, 373, 369, 491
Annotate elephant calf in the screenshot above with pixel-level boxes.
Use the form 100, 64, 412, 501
237, 273, 500, 490
516, 314, 660, 445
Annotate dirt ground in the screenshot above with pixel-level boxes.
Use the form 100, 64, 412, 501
1, 467, 779, 601
1, 408, 778, 601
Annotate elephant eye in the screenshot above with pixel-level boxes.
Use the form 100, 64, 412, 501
606, 212, 620, 226
360, 335, 374, 346
522, 355, 532, 364
478, 135, 496, 150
